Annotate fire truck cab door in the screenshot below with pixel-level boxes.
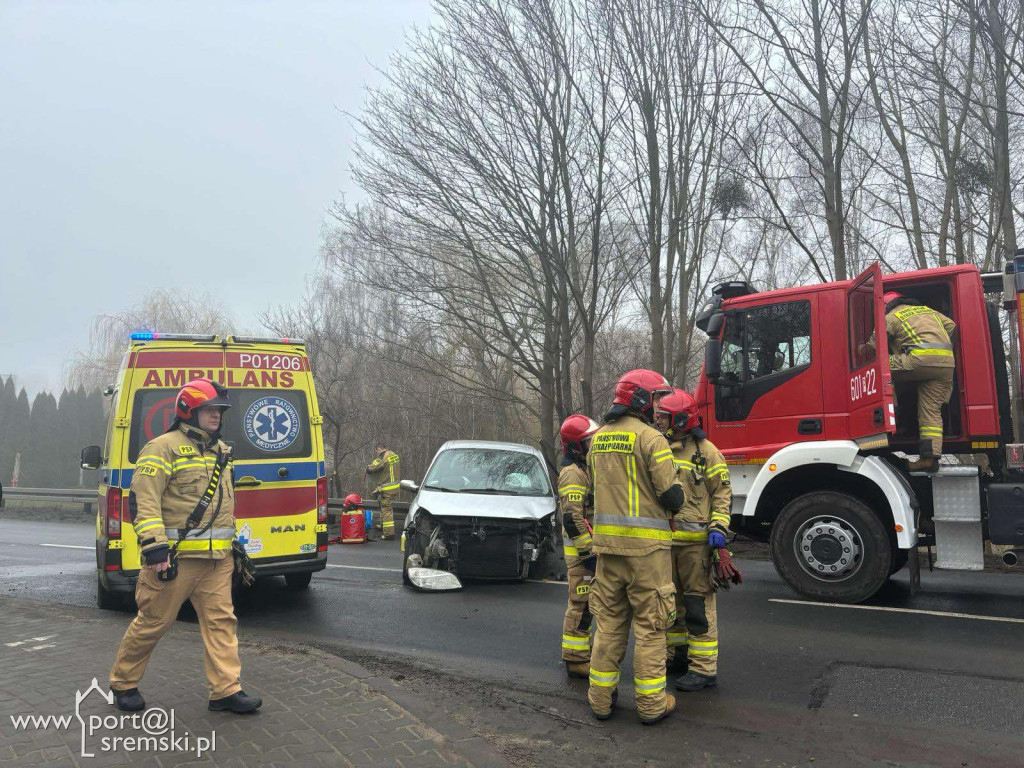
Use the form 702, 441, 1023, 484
846, 262, 896, 442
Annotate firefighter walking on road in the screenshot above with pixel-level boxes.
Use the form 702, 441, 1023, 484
109, 379, 261, 714
655, 389, 739, 693
367, 444, 401, 540
870, 292, 957, 472
587, 369, 684, 725
558, 414, 601, 679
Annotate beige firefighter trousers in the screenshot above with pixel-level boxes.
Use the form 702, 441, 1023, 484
890, 355, 954, 456
666, 544, 718, 676
376, 492, 396, 539
110, 556, 242, 699
587, 550, 675, 719
561, 564, 593, 663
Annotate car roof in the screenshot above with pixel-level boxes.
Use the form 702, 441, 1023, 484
437, 440, 545, 459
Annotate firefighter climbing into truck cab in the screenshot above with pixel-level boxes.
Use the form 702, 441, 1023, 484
109, 378, 261, 714
866, 292, 957, 472
655, 389, 741, 694
367, 444, 401, 540
558, 414, 600, 679
587, 369, 684, 725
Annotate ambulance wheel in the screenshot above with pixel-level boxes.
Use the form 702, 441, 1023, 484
285, 572, 312, 589
96, 578, 130, 611
771, 491, 891, 604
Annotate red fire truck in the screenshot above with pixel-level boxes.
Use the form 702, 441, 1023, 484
695, 255, 1024, 603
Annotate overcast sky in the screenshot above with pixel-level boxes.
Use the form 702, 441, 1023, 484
0, 1, 432, 395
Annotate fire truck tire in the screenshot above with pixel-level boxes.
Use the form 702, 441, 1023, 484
770, 491, 892, 604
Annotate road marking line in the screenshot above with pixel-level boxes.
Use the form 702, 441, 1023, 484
769, 598, 1024, 624
326, 564, 401, 573
39, 544, 92, 550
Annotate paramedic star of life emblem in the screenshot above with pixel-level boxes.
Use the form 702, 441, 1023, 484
243, 396, 300, 452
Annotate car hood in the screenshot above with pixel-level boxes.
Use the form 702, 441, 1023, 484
411, 488, 556, 521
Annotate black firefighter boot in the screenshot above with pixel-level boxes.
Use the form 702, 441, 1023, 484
907, 439, 939, 473
676, 671, 717, 692
110, 687, 145, 712
209, 690, 263, 714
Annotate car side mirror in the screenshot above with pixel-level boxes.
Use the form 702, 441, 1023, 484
81, 445, 102, 470
400, 479, 419, 494
705, 339, 722, 383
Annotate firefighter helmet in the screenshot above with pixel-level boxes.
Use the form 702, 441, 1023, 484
343, 493, 362, 510
612, 369, 673, 420
656, 389, 700, 437
883, 291, 904, 306
560, 414, 600, 457
175, 378, 231, 421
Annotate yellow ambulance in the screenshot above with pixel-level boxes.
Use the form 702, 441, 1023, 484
83, 333, 329, 609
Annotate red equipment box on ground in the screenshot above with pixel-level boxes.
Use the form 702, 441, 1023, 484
341, 511, 366, 544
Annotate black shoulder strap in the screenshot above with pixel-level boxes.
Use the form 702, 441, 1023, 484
174, 447, 231, 546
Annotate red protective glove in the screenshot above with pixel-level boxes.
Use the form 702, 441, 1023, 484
713, 548, 743, 590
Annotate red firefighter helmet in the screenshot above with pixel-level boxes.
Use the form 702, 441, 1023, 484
612, 369, 673, 420
175, 378, 231, 421
560, 414, 600, 456
883, 291, 904, 306
343, 493, 362, 510
656, 388, 700, 436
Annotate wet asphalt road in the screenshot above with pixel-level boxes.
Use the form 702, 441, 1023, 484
3, 517, 1024, 766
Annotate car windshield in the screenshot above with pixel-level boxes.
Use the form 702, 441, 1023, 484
423, 448, 551, 496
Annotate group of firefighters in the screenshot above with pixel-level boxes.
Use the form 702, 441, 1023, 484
557, 290, 957, 724
556, 369, 740, 724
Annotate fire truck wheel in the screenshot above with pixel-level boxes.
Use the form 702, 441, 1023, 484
771, 491, 891, 604
96, 578, 133, 612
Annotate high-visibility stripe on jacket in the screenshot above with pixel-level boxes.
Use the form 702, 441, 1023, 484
589, 414, 683, 557
669, 434, 732, 545
558, 461, 593, 567
886, 304, 956, 367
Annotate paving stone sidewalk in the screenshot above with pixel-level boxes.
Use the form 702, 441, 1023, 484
0, 596, 504, 768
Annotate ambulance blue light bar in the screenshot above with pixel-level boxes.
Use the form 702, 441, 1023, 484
129, 332, 218, 342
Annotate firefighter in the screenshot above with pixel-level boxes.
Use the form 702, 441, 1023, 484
367, 444, 401, 540
873, 292, 957, 472
109, 379, 261, 714
558, 414, 601, 679
587, 369, 684, 725
654, 389, 740, 693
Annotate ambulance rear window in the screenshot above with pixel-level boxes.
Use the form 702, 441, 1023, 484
128, 388, 311, 462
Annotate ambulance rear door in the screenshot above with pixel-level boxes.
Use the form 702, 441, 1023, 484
221, 345, 321, 565
846, 262, 897, 445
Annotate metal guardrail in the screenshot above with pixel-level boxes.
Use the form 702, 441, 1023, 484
1, 487, 410, 526
2, 487, 98, 506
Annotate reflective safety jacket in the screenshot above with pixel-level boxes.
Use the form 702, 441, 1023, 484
589, 414, 685, 557
669, 434, 731, 545
131, 423, 236, 562
368, 449, 401, 495
558, 460, 593, 567
885, 303, 956, 367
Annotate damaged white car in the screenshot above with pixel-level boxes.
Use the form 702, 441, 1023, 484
400, 440, 560, 591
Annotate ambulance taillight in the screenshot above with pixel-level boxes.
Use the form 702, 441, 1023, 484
316, 477, 328, 523
106, 488, 122, 538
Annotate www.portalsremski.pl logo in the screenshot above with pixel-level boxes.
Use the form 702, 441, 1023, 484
8, 678, 216, 758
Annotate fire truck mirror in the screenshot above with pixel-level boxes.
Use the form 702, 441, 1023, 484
705, 339, 722, 382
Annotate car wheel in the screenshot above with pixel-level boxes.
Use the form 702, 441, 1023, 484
770, 491, 891, 604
